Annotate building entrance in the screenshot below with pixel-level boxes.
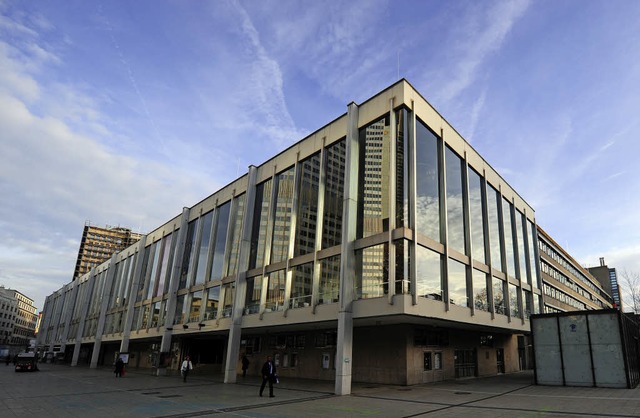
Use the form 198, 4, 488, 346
454, 349, 476, 378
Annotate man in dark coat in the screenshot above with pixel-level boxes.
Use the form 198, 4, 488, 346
259, 355, 276, 397
241, 354, 250, 377
114, 357, 125, 378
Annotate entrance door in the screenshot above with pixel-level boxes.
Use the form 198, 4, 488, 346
454, 349, 477, 378
496, 348, 505, 373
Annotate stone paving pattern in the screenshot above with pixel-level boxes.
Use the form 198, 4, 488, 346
2, 362, 640, 417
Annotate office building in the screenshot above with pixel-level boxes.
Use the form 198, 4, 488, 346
588, 258, 622, 310
37, 80, 611, 394
73, 223, 143, 280
537, 228, 612, 313
0, 286, 38, 357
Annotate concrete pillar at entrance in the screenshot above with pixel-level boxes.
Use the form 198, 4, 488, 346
157, 207, 190, 377
335, 102, 359, 396
90, 254, 118, 369
71, 268, 97, 366
224, 166, 258, 384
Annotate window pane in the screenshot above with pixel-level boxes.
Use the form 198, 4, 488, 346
244, 277, 261, 315
250, 179, 272, 269
271, 167, 295, 263
472, 269, 489, 312
487, 186, 502, 271
396, 109, 409, 228
509, 283, 521, 318
266, 270, 285, 311
358, 116, 390, 238
210, 201, 231, 280
205, 286, 220, 320
295, 154, 320, 256
493, 277, 505, 315
174, 295, 186, 325
502, 198, 516, 277
468, 169, 486, 263
221, 283, 235, 317
416, 120, 441, 242
355, 244, 388, 299
445, 146, 465, 253
194, 211, 213, 285
319, 255, 340, 304
180, 220, 198, 289
156, 233, 173, 296
322, 140, 345, 249
146, 241, 161, 299
515, 210, 528, 282
528, 221, 539, 289
416, 245, 442, 301
290, 262, 313, 308
448, 259, 467, 307
226, 194, 245, 276
523, 289, 532, 319
189, 290, 203, 322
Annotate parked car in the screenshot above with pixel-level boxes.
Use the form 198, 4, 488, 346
15, 352, 38, 372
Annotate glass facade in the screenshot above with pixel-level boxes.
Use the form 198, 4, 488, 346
40, 83, 549, 380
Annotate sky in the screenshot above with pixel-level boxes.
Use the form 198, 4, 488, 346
1, 0, 639, 312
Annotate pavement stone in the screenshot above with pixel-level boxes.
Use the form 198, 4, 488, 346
2, 362, 640, 417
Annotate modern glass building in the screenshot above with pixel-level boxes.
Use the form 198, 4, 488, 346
38, 80, 597, 394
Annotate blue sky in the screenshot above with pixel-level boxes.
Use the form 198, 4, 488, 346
1, 0, 639, 311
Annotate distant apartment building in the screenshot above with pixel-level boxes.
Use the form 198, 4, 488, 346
0, 286, 38, 357
537, 227, 613, 313
588, 258, 622, 310
73, 223, 143, 280
37, 80, 614, 394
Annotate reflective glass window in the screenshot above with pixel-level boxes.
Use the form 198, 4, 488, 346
194, 211, 213, 285
179, 219, 198, 289
448, 259, 468, 307
493, 277, 506, 315
322, 139, 345, 249
527, 221, 539, 289
244, 276, 262, 315
416, 244, 442, 301
226, 194, 245, 276
319, 255, 340, 304
271, 167, 295, 263
174, 295, 186, 325
395, 239, 409, 295
189, 290, 203, 322
445, 146, 466, 254
266, 270, 285, 311
396, 109, 409, 227
472, 269, 489, 312
355, 244, 387, 299
221, 283, 234, 317
146, 240, 161, 299
415, 120, 441, 242
487, 186, 502, 271
509, 283, 521, 318
210, 201, 231, 280
295, 154, 320, 256
523, 289, 532, 319
468, 168, 486, 263
290, 262, 313, 308
357, 116, 390, 238
158, 233, 174, 295
150, 301, 161, 327
515, 210, 528, 282
250, 179, 273, 269
205, 286, 220, 320
502, 199, 516, 277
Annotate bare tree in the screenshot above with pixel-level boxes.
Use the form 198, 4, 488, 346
619, 269, 640, 314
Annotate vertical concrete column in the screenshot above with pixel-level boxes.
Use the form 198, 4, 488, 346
335, 101, 359, 396
90, 254, 119, 368
59, 282, 79, 356
157, 207, 190, 376
408, 101, 418, 305
119, 235, 147, 354
72, 269, 97, 366
224, 165, 258, 383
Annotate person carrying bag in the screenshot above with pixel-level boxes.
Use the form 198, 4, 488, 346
181, 356, 193, 383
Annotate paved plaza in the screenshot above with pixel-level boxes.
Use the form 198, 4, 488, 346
2, 362, 640, 417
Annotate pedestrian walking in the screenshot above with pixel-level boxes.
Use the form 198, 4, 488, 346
114, 357, 125, 378
259, 355, 277, 398
241, 354, 250, 377
181, 356, 193, 382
